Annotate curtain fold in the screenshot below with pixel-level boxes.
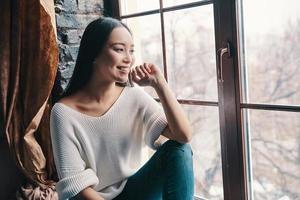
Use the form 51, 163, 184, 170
0, 0, 58, 199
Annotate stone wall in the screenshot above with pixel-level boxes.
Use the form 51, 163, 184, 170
53, 0, 104, 99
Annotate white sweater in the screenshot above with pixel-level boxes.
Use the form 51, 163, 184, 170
50, 85, 168, 200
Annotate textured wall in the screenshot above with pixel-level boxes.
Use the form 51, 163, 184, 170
53, 0, 104, 99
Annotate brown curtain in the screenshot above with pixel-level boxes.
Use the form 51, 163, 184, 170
0, 0, 58, 199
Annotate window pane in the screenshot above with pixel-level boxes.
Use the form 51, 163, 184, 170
244, 109, 300, 199
239, 0, 300, 106
186, 105, 223, 199
119, 0, 159, 16
123, 15, 163, 97
163, 0, 209, 7
164, 5, 217, 101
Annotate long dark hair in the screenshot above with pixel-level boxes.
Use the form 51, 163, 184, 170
58, 17, 132, 101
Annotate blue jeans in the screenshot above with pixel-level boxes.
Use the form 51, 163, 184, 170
113, 140, 194, 200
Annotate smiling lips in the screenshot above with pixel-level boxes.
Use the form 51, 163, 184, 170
117, 66, 130, 73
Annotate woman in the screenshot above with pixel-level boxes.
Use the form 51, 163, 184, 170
50, 17, 194, 200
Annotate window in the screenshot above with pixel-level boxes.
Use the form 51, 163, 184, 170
238, 0, 300, 199
104, 0, 300, 199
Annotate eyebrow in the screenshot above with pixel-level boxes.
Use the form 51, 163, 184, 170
111, 42, 134, 47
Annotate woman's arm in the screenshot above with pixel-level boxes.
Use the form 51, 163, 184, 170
152, 74, 193, 143
72, 187, 105, 200
131, 63, 193, 143
50, 108, 100, 199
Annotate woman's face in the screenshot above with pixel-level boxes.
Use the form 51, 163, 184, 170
93, 26, 135, 84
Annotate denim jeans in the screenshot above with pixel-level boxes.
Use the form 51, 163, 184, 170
113, 140, 194, 200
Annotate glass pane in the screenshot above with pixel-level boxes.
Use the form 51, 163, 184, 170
163, 0, 209, 7
123, 15, 163, 98
164, 5, 218, 101
244, 109, 300, 199
239, 0, 300, 106
119, 0, 159, 16
186, 105, 223, 199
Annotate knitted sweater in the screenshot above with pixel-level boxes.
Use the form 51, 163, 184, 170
50, 85, 168, 200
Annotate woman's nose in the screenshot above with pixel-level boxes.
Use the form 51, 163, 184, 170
123, 52, 133, 64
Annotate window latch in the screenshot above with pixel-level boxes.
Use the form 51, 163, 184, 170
217, 42, 231, 82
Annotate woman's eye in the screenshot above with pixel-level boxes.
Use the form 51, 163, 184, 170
115, 48, 124, 52
130, 49, 135, 54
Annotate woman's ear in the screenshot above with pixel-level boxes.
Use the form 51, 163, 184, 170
93, 58, 99, 66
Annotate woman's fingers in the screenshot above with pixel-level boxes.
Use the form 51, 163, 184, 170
130, 63, 158, 86
134, 64, 151, 78
140, 65, 151, 77
144, 63, 152, 74
136, 65, 145, 78
130, 63, 163, 86
131, 68, 139, 81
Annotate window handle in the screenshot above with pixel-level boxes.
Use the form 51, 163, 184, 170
217, 42, 231, 82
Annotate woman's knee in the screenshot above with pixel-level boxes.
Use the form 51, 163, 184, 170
160, 140, 194, 186
160, 140, 193, 159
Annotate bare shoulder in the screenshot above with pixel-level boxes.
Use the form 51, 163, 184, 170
57, 96, 78, 108
57, 93, 92, 113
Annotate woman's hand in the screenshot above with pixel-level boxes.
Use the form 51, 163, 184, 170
72, 187, 105, 200
130, 63, 192, 143
130, 63, 165, 87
